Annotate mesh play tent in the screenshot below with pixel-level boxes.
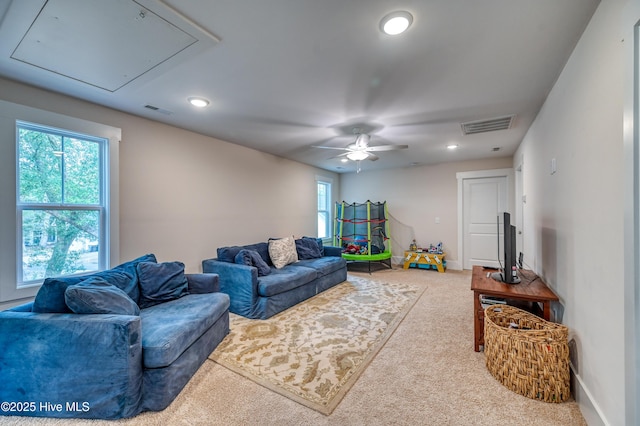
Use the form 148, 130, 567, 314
333, 201, 392, 269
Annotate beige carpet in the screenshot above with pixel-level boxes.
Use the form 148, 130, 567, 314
209, 276, 425, 414
0, 267, 587, 426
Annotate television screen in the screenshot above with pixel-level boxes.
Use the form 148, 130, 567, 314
491, 212, 521, 284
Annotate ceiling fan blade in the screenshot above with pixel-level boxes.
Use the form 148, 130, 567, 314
366, 144, 409, 152
311, 145, 350, 151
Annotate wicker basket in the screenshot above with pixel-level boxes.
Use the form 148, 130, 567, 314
484, 305, 570, 403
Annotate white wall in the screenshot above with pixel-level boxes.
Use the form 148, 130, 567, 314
514, 0, 626, 424
0, 77, 340, 307
340, 157, 513, 267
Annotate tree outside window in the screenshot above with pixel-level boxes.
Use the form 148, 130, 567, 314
17, 122, 106, 285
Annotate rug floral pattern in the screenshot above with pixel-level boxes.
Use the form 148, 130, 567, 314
209, 275, 424, 414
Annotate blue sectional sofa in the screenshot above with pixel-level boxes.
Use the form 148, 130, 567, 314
202, 237, 347, 319
0, 254, 230, 419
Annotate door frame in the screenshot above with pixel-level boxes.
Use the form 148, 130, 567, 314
457, 168, 515, 270
623, 2, 640, 424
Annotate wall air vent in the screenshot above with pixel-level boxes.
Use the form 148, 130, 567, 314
461, 115, 515, 135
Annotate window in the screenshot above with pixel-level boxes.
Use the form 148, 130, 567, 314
17, 121, 107, 286
317, 180, 332, 239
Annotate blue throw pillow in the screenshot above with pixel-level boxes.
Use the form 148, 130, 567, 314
65, 276, 140, 316
112, 253, 157, 303
33, 275, 87, 313
217, 243, 271, 265
33, 269, 134, 313
235, 249, 271, 276
137, 261, 189, 309
295, 237, 323, 259
308, 237, 324, 256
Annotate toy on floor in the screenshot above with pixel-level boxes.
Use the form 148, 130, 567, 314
343, 243, 368, 255
427, 242, 443, 254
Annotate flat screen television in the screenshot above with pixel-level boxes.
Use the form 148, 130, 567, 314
491, 211, 521, 284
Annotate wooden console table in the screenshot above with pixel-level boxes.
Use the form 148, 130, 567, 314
402, 251, 446, 272
471, 265, 559, 352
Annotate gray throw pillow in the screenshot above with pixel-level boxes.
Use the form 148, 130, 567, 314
65, 276, 140, 315
295, 237, 323, 259
136, 261, 189, 309
235, 249, 271, 276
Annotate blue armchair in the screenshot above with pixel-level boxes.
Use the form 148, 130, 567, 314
0, 255, 230, 419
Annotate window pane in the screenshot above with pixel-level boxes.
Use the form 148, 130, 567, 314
317, 183, 327, 210
318, 212, 328, 238
22, 209, 100, 282
64, 137, 100, 204
18, 127, 62, 203
317, 181, 331, 238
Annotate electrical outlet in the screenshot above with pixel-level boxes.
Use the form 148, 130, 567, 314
435, 217, 440, 224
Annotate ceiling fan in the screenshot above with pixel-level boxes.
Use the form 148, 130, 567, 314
312, 130, 408, 170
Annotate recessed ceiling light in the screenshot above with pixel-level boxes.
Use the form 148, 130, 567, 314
188, 97, 209, 108
380, 11, 413, 35
447, 144, 459, 150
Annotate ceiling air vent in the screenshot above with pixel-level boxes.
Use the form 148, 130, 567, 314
144, 104, 172, 115
461, 115, 515, 135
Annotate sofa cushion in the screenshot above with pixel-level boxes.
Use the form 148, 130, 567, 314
218, 242, 271, 265
235, 249, 271, 276
268, 236, 298, 269
140, 292, 230, 368
295, 256, 347, 276
65, 276, 140, 315
295, 237, 323, 259
33, 269, 135, 314
112, 253, 157, 303
137, 261, 189, 309
257, 264, 317, 297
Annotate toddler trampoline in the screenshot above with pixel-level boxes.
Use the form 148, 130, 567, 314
334, 201, 392, 272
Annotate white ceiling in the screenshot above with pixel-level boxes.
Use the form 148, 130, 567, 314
0, 0, 600, 173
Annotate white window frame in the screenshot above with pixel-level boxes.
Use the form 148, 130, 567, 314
16, 121, 108, 287
0, 100, 120, 304
316, 176, 333, 243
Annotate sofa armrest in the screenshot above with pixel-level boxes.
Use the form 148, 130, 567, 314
186, 273, 219, 294
202, 259, 259, 317
323, 245, 343, 257
0, 311, 142, 419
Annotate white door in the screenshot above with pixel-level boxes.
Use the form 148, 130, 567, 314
457, 169, 512, 270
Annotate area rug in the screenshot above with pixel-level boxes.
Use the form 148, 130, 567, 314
208, 275, 425, 415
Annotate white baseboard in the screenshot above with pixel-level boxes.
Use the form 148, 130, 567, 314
571, 365, 609, 426
446, 260, 462, 270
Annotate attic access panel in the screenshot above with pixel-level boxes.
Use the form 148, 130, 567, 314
11, 0, 198, 92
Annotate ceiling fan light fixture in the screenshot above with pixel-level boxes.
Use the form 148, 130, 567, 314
380, 11, 413, 35
346, 151, 370, 161
188, 97, 210, 108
